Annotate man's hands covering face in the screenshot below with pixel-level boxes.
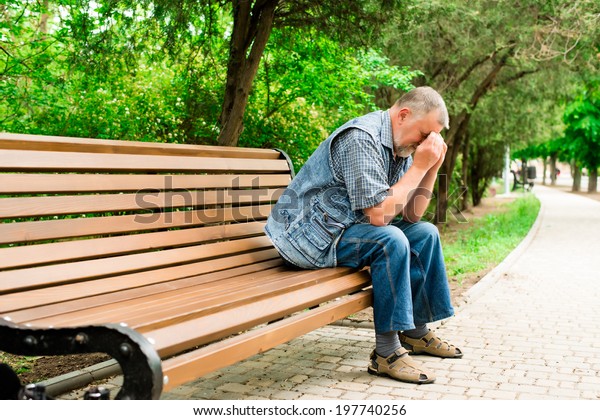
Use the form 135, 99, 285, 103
413, 132, 447, 172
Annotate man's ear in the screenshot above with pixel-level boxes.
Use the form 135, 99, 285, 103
397, 108, 411, 124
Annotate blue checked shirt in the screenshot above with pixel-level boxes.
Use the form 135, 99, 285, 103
331, 110, 412, 212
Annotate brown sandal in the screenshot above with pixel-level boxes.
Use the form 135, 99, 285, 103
367, 348, 436, 384
399, 330, 463, 358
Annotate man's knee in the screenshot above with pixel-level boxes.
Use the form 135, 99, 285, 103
406, 222, 442, 252
378, 225, 411, 254
417, 222, 440, 239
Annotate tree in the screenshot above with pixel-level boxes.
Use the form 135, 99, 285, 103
242, 29, 421, 168
1, 1, 201, 141
216, 0, 278, 146
0, 1, 66, 132
463, 82, 565, 206
531, 140, 559, 186
129, 0, 401, 146
563, 80, 600, 193
382, 0, 600, 221
1, 0, 419, 164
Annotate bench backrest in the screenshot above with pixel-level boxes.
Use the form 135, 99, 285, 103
0, 133, 293, 322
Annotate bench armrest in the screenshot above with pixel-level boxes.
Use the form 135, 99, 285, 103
0, 318, 163, 399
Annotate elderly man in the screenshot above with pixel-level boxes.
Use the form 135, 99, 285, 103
265, 86, 462, 384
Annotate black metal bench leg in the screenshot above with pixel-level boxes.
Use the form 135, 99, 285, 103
0, 318, 163, 399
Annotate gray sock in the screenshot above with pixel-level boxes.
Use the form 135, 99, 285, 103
402, 324, 429, 339
375, 331, 401, 358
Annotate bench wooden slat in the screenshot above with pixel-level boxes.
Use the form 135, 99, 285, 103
0, 221, 267, 270
20, 265, 336, 328
26, 267, 358, 327
0, 133, 281, 159
0, 204, 274, 245
0, 236, 274, 293
4, 259, 286, 322
0, 188, 282, 219
0, 149, 290, 173
20, 270, 371, 360
161, 291, 372, 391
146, 271, 372, 357
0, 249, 281, 315
0, 174, 291, 194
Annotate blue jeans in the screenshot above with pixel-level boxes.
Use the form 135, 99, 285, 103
335, 220, 454, 334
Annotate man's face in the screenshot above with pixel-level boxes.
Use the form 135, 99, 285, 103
393, 109, 444, 158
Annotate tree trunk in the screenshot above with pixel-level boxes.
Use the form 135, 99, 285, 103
549, 154, 557, 185
572, 162, 581, 192
217, 0, 278, 147
39, 0, 50, 34
542, 157, 547, 185
461, 131, 470, 211
435, 111, 470, 224
588, 167, 598, 193
469, 149, 482, 207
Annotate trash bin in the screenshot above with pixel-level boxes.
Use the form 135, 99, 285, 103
527, 166, 537, 180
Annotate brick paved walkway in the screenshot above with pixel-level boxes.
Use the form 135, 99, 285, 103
61, 186, 600, 400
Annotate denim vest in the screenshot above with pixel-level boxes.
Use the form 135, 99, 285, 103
265, 110, 409, 268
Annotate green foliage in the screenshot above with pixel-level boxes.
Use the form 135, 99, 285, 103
0, 1, 229, 142
563, 80, 600, 170
382, 0, 598, 212
358, 49, 420, 94
514, 78, 600, 172
1, 0, 597, 198
1, 2, 419, 162
241, 28, 421, 169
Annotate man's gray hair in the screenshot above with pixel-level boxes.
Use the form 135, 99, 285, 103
396, 86, 450, 129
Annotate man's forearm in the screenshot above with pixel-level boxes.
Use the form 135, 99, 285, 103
363, 165, 429, 226
363, 130, 447, 226
402, 168, 438, 223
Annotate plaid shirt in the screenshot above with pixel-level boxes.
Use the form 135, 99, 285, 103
331, 110, 412, 211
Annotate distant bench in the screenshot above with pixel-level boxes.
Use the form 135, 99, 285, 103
511, 167, 536, 192
0, 133, 372, 399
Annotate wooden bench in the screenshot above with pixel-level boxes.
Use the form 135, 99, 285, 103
0, 133, 372, 399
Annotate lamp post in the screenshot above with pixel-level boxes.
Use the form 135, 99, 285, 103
504, 144, 511, 195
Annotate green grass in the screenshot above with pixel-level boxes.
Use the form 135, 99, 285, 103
0, 352, 38, 375
443, 194, 541, 285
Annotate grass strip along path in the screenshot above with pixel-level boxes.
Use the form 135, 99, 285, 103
443, 193, 541, 288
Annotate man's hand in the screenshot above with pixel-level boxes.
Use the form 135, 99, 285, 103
364, 132, 447, 226
413, 132, 446, 172
431, 136, 448, 172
